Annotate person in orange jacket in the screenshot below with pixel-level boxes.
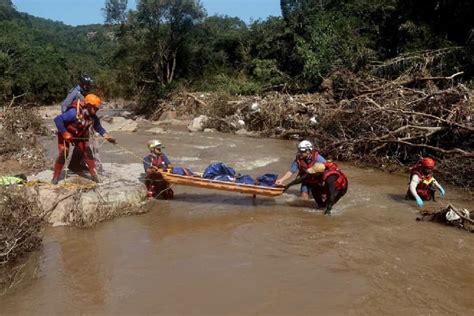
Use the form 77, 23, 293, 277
52, 94, 116, 184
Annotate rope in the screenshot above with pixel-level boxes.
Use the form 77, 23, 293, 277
25, 179, 97, 191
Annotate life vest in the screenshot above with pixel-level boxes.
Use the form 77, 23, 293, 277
408, 165, 435, 200
297, 150, 320, 184
321, 166, 348, 191
65, 101, 94, 139
151, 154, 164, 168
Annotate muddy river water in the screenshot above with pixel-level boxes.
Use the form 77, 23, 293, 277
1, 124, 473, 315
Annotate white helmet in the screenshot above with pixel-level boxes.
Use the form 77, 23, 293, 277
148, 139, 163, 151
297, 140, 313, 152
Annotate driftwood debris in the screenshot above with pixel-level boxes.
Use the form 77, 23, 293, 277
417, 204, 473, 232
152, 70, 473, 188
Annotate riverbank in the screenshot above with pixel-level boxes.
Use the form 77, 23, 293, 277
149, 71, 473, 189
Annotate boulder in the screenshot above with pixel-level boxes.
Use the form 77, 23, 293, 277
102, 117, 138, 132
187, 115, 208, 132
28, 163, 148, 226
120, 110, 133, 119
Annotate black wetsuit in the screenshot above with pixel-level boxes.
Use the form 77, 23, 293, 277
285, 173, 347, 215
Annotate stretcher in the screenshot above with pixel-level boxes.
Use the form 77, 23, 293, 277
158, 171, 285, 197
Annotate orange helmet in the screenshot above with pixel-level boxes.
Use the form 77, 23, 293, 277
84, 94, 101, 108
421, 157, 435, 169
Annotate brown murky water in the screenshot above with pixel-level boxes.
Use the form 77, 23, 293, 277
1, 123, 473, 315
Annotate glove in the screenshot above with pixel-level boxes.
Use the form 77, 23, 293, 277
105, 136, 116, 144
62, 131, 73, 142
415, 196, 424, 208
439, 186, 446, 197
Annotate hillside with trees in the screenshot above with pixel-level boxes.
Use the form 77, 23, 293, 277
0, 0, 117, 104
1, 0, 473, 106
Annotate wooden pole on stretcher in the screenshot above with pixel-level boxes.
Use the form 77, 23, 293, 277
158, 170, 285, 197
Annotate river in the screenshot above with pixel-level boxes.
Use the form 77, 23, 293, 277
1, 123, 473, 315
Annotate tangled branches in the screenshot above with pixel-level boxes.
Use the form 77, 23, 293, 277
150, 69, 473, 188
417, 204, 473, 232
0, 106, 47, 173
0, 187, 43, 293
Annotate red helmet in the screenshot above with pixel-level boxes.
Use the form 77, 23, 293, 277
421, 157, 435, 169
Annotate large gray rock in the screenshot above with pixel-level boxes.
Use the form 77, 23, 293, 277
29, 163, 147, 227
187, 115, 208, 132
102, 117, 138, 132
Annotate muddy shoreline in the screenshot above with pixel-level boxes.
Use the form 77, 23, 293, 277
1, 119, 473, 314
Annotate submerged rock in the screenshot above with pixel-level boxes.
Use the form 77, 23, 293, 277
146, 127, 167, 134
28, 163, 147, 227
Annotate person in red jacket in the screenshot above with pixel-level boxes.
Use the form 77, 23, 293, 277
285, 162, 348, 215
406, 157, 446, 208
52, 94, 116, 184
276, 140, 327, 199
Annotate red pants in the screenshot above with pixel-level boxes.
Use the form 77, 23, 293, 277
145, 173, 174, 199
53, 133, 96, 179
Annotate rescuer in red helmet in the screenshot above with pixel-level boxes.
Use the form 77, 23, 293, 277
406, 157, 446, 208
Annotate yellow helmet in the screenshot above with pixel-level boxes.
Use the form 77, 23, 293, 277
84, 94, 102, 108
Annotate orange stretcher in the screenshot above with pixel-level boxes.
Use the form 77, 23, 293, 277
158, 171, 285, 197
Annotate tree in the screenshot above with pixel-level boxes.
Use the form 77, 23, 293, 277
107, 0, 206, 107
103, 0, 128, 25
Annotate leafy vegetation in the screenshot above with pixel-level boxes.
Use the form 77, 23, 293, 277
1, 0, 473, 108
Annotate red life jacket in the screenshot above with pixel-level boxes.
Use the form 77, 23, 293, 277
408, 165, 435, 200
65, 110, 93, 139
297, 150, 320, 184
151, 154, 164, 168
321, 162, 348, 191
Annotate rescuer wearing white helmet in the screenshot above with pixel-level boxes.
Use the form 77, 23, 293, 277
275, 140, 327, 199
143, 139, 174, 200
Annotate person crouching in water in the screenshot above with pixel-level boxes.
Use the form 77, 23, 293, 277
276, 140, 327, 199
52, 94, 116, 184
143, 140, 174, 200
284, 162, 348, 215
406, 157, 445, 208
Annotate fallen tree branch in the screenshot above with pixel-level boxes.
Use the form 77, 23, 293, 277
370, 139, 474, 158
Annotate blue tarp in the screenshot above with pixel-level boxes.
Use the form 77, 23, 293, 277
236, 175, 256, 185
203, 163, 236, 180
200, 162, 278, 187
256, 174, 278, 187
172, 167, 194, 176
